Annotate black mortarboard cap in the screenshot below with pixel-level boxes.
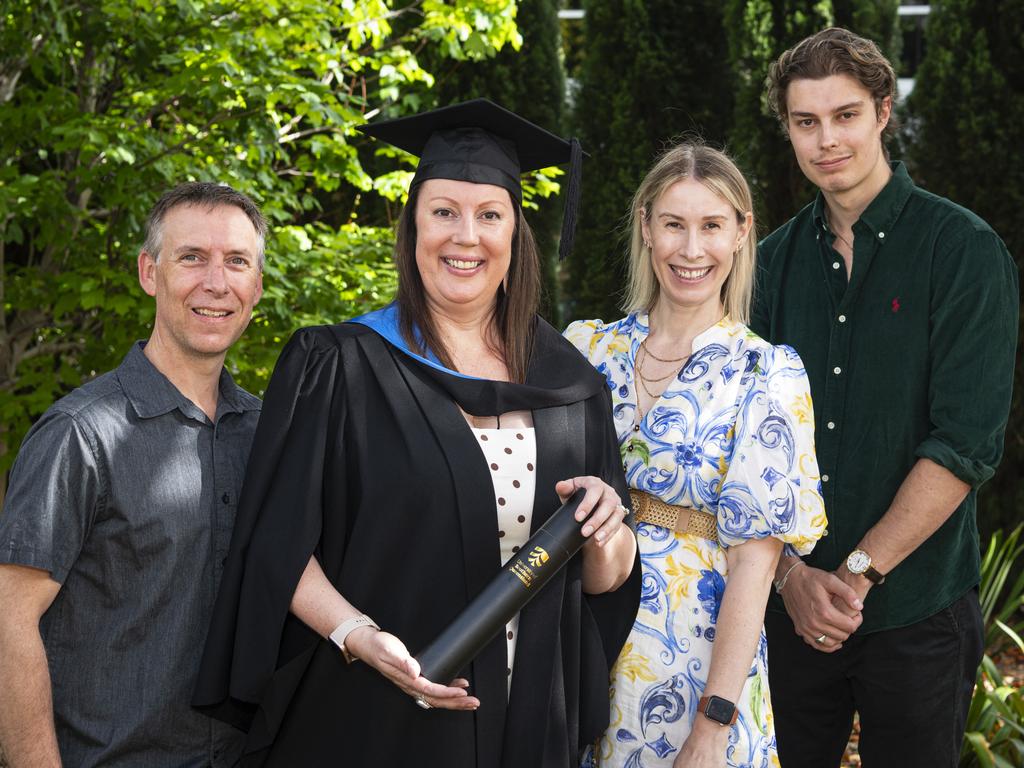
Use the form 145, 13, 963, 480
360, 98, 583, 260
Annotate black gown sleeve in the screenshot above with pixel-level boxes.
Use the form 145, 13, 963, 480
577, 384, 642, 747
193, 327, 346, 729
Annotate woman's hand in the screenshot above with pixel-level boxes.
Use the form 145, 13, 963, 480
672, 718, 729, 768
344, 626, 480, 711
289, 556, 479, 710
556, 476, 636, 594
554, 476, 628, 550
777, 562, 862, 652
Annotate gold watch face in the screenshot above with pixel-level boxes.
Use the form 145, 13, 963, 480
847, 549, 871, 574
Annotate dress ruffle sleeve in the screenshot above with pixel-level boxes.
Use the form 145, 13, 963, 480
716, 343, 826, 554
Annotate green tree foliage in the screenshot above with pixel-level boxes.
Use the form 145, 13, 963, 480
905, 0, 1024, 537
566, 0, 735, 322
0, 0, 520, 495
832, 0, 901, 63
723, 0, 832, 234
432, 0, 566, 325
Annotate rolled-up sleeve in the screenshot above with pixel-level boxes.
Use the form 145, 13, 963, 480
0, 410, 102, 582
915, 227, 1019, 487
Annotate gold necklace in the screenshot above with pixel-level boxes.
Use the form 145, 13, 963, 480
635, 344, 682, 400
637, 371, 665, 400
640, 336, 688, 363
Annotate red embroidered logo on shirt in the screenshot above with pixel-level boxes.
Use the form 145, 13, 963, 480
891, 297, 901, 313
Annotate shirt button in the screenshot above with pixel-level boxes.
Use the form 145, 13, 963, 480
822, 474, 830, 482
627, 445, 634, 452
222, 493, 230, 504
633, 424, 640, 432
838, 314, 846, 323
827, 421, 836, 430
878, 232, 885, 239
622, 462, 628, 470
833, 366, 842, 375
832, 261, 841, 270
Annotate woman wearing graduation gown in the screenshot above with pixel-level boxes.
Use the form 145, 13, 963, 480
193, 99, 641, 768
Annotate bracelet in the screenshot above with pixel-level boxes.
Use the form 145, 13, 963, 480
329, 614, 380, 664
773, 560, 804, 594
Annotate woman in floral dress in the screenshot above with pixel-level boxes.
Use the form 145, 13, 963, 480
566, 143, 825, 768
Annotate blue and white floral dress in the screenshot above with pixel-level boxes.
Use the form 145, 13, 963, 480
565, 313, 826, 768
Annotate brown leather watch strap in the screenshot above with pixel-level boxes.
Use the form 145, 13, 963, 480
698, 695, 738, 726
863, 564, 886, 585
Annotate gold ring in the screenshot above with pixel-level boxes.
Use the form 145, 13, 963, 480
414, 695, 432, 709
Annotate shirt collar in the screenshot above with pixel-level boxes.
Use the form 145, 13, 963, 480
812, 161, 915, 240
116, 341, 260, 422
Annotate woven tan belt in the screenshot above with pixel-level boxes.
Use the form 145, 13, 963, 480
629, 490, 719, 542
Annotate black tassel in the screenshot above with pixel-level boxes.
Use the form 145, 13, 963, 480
558, 137, 583, 261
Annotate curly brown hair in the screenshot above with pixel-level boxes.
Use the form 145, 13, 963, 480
767, 27, 898, 144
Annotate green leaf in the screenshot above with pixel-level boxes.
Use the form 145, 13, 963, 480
964, 731, 997, 768
621, 437, 650, 466
0, 0, 518, 468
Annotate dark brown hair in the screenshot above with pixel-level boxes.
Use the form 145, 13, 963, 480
767, 27, 898, 143
143, 182, 269, 267
394, 185, 541, 384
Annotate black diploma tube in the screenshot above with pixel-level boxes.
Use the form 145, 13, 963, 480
415, 487, 589, 685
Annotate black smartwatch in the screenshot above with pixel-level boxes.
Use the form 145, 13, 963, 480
698, 694, 738, 726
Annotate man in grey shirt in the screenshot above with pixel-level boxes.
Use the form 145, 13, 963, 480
0, 182, 266, 767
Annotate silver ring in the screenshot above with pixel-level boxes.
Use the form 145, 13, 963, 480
814, 634, 827, 645
414, 695, 432, 710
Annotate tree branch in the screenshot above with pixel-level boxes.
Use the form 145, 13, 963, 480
132, 108, 260, 173
279, 126, 339, 143
0, 32, 48, 104
8, 310, 48, 340
17, 340, 85, 365
0, 226, 6, 334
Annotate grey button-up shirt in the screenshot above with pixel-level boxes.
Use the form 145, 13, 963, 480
0, 342, 260, 767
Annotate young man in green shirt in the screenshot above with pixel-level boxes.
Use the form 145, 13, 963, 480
752, 28, 1018, 767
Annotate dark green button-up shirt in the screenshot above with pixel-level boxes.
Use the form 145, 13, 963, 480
752, 162, 1018, 633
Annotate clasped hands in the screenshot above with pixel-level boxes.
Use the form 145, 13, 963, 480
779, 561, 871, 652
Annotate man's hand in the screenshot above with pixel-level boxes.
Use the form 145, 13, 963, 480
833, 562, 874, 606
778, 563, 863, 652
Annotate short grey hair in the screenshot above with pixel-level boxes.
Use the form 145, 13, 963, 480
143, 182, 268, 268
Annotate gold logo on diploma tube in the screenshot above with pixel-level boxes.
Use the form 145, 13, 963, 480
528, 547, 549, 567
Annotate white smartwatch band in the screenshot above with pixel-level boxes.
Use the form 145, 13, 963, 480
329, 614, 380, 663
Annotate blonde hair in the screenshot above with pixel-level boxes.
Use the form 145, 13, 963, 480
623, 141, 756, 324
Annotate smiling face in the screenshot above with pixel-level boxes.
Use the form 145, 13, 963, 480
413, 178, 515, 321
642, 178, 752, 320
138, 203, 263, 365
786, 73, 892, 202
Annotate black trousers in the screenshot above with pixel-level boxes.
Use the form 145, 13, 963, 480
765, 589, 984, 768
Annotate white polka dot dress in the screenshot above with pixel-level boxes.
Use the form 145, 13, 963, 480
471, 427, 536, 692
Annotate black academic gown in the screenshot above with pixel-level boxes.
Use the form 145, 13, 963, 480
193, 318, 641, 768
